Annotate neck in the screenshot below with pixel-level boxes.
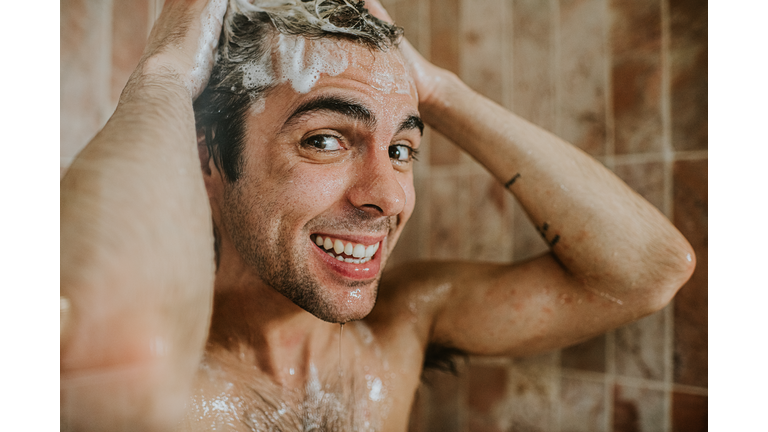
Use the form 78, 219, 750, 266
208, 247, 340, 386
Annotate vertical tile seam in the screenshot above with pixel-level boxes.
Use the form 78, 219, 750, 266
504, 0, 515, 264
660, 1, 675, 431
456, 0, 472, 261
417, 0, 432, 263
99, 0, 116, 129
552, 2, 563, 431
552, 349, 563, 432
601, 0, 615, 427
605, 329, 615, 432
602, 0, 615, 170
553, 0, 562, 140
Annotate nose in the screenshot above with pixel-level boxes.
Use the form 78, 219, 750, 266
347, 147, 406, 217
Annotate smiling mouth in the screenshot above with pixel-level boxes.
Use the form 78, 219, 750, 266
311, 234, 380, 264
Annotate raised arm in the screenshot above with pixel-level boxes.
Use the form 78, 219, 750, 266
367, 0, 695, 357
60, 1, 226, 430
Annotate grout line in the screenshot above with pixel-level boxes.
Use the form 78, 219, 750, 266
100, 0, 115, 130
602, 0, 615, 171
673, 149, 708, 161
553, 349, 562, 432
605, 330, 616, 432
553, 0, 562, 139
559, 367, 707, 397
504, 0, 515, 265
672, 383, 708, 397
660, 0, 674, 429
601, 149, 708, 166
504, 0, 514, 111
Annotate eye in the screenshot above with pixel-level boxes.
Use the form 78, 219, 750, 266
303, 135, 343, 151
389, 144, 418, 162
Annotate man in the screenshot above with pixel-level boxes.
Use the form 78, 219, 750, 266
60, 0, 695, 430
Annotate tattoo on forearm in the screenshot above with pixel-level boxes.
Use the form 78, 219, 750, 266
536, 222, 561, 248
504, 173, 521, 189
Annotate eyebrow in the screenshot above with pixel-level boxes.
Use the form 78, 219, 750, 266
283, 95, 376, 130
283, 94, 424, 136
398, 115, 425, 136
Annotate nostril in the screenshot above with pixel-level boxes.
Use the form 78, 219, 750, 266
361, 204, 384, 213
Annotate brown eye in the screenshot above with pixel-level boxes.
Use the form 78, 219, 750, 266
304, 135, 343, 151
389, 144, 416, 162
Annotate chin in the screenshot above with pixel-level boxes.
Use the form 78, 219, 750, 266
300, 284, 379, 324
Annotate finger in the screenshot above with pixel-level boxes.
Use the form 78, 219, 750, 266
365, 0, 394, 24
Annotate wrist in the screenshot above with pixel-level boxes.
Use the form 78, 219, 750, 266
120, 58, 192, 106
417, 68, 467, 123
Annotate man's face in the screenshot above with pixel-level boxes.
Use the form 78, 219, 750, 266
215, 39, 421, 323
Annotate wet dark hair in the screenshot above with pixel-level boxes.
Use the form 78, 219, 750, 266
194, 0, 403, 182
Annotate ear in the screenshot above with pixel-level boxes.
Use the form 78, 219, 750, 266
197, 128, 213, 177
197, 127, 224, 204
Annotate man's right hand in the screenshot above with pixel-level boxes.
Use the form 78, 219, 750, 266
132, 0, 228, 100
61, 2, 225, 431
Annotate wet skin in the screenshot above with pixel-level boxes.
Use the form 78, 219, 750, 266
190, 42, 428, 430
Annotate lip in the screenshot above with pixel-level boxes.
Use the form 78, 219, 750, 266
309, 233, 385, 281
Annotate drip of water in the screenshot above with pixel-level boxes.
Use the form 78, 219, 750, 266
338, 323, 345, 377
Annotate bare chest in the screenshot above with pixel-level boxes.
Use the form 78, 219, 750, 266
178, 324, 422, 431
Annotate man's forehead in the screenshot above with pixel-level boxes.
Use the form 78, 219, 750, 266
259, 34, 416, 102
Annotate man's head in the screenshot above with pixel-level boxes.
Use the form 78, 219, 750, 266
195, 0, 422, 323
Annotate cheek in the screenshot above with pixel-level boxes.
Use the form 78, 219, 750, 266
274, 164, 351, 213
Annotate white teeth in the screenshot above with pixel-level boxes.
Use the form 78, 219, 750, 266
314, 235, 381, 263
334, 239, 344, 254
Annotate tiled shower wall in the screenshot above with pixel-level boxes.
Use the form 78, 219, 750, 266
60, 0, 707, 430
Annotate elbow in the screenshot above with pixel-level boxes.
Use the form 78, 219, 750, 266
641, 239, 697, 314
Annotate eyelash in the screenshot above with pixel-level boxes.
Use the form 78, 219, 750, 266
390, 144, 419, 163
300, 134, 420, 163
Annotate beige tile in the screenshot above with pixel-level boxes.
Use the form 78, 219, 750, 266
669, 0, 707, 152
609, 0, 663, 155
558, 0, 608, 156
560, 374, 608, 432
429, 128, 462, 166
468, 172, 511, 262
613, 161, 665, 212
459, 0, 506, 105
562, 334, 606, 373
500, 352, 559, 431
613, 384, 666, 432
388, 164, 430, 268
419, 368, 467, 432
512, 0, 556, 130
430, 0, 460, 73
110, 0, 151, 105
428, 172, 470, 259
511, 198, 549, 262
672, 159, 707, 388
615, 310, 667, 381
61, 0, 113, 160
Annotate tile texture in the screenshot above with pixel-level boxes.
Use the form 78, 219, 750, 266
672, 159, 708, 388
62, 0, 708, 430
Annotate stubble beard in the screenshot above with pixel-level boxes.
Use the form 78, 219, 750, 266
221, 182, 391, 323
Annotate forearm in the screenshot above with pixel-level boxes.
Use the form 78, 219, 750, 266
421, 73, 694, 305
61, 71, 214, 429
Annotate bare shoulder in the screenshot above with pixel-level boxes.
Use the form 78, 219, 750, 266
364, 260, 502, 346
